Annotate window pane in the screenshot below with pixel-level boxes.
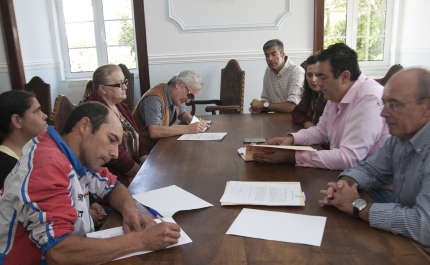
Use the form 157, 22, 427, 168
69, 48, 98, 72
65, 22, 96, 48
369, 11, 386, 35
62, 0, 93, 22
356, 38, 367, 60
373, 0, 387, 9
368, 37, 384, 60
359, 0, 386, 10
104, 20, 134, 45
325, 0, 347, 11
102, 0, 132, 20
357, 11, 369, 36
324, 37, 346, 50
356, 37, 384, 61
324, 11, 347, 37
107, 46, 136, 68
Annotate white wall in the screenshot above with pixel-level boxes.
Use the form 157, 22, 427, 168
0, 30, 12, 93
144, 0, 313, 115
395, 0, 430, 68
12, 0, 61, 106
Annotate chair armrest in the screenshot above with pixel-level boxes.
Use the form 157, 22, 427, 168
205, 105, 240, 115
186, 100, 221, 106
186, 100, 222, 115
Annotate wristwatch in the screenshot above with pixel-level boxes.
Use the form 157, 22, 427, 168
263, 101, 269, 110
352, 199, 367, 219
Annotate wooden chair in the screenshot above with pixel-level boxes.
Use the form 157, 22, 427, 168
375, 64, 404, 86
187, 59, 245, 115
118, 64, 135, 111
25, 76, 52, 124
51, 95, 76, 134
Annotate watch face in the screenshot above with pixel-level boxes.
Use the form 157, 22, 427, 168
264, 102, 269, 108
353, 199, 367, 210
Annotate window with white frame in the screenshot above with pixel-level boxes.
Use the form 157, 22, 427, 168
57, 0, 137, 78
324, 0, 393, 65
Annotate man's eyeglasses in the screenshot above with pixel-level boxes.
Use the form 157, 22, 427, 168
377, 98, 428, 112
183, 84, 195, 100
103, 79, 128, 88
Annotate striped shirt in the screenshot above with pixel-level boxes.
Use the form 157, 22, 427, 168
261, 57, 304, 105
340, 121, 430, 247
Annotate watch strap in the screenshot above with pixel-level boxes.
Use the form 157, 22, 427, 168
353, 206, 360, 219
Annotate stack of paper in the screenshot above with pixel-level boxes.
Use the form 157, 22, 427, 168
220, 181, 305, 206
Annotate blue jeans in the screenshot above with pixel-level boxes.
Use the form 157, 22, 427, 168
371, 188, 394, 203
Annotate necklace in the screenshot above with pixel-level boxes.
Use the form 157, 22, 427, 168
107, 104, 120, 118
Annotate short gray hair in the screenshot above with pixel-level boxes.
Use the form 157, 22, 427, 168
263, 39, 284, 53
168, 70, 203, 94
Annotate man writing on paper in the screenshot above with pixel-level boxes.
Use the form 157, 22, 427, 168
0, 102, 180, 264
249, 39, 305, 113
254, 43, 390, 170
319, 68, 430, 250
133, 70, 209, 152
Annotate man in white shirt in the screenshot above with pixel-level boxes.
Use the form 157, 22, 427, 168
249, 39, 304, 113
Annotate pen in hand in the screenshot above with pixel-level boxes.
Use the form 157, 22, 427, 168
149, 207, 165, 222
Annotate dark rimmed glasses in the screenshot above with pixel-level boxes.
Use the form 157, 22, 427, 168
184, 84, 195, 100
377, 98, 429, 112
103, 79, 128, 88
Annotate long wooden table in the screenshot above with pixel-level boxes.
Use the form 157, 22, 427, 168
102, 113, 429, 264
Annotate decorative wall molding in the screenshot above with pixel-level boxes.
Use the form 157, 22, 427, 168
148, 49, 311, 65
397, 45, 430, 54
166, 0, 292, 33
0, 60, 62, 73
0, 63, 8, 73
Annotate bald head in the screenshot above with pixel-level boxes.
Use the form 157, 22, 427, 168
386, 67, 430, 103
381, 67, 430, 140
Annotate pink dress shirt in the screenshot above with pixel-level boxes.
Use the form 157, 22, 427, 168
290, 74, 390, 170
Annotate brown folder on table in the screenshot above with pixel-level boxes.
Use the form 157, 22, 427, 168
238, 144, 316, 161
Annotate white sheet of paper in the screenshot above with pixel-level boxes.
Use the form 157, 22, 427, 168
189, 116, 200, 124
189, 116, 207, 132
177, 132, 227, 141
220, 181, 304, 206
86, 218, 192, 261
132, 185, 213, 217
226, 208, 326, 247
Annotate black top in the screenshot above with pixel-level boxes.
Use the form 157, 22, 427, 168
0, 151, 18, 189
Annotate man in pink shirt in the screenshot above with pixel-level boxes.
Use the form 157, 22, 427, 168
254, 43, 390, 170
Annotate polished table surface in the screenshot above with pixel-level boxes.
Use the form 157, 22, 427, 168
102, 113, 429, 264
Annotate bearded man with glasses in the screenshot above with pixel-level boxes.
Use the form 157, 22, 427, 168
133, 70, 209, 152
319, 68, 430, 253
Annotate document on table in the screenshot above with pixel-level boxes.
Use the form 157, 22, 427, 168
177, 132, 227, 141
132, 185, 213, 217
86, 217, 192, 261
220, 181, 305, 206
226, 208, 326, 247
238, 145, 316, 161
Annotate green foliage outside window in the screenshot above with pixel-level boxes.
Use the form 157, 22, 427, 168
324, 0, 387, 61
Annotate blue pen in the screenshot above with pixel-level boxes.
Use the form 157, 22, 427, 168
149, 207, 165, 222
